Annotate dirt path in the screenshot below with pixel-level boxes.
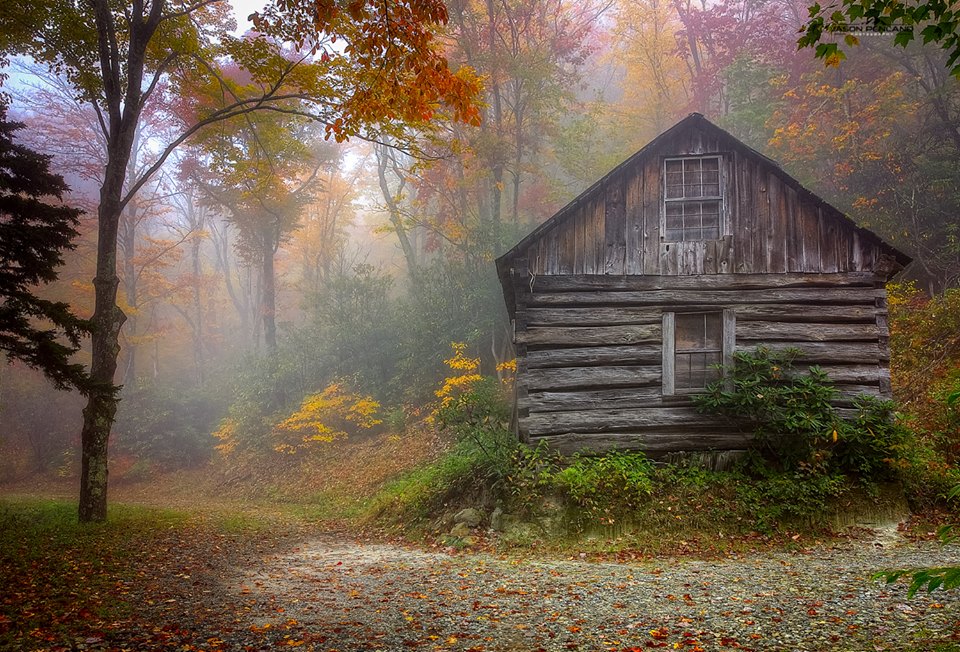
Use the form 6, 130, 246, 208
148, 534, 960, 652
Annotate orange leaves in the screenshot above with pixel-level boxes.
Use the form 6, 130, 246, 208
649, 627, 670, 639
211, 418, 240, 455
252, 0, 481, 141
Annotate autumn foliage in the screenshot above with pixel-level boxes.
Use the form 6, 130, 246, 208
889, 282, 960, 463
252, 0, 482, 140
434, 343, 484, 411
272, 383, 382, 454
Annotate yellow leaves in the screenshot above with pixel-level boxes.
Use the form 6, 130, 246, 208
431, 345, 516, 417
444, 342, 480, 372
430, 342, 485, 416
349, 397, 381, 425
435, 373, 484, 409
211, 419, 238, 455
496, 358, 517, 388
496, 359, 517, 373
272, 382, 382, 455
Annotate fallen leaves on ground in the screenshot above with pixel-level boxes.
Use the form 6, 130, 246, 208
3, 500, 960, 651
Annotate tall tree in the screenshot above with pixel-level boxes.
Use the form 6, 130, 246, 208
290, 144, 361, 295
0, 107, 88, 391
194, 110, 326, 355
1, 0, 479, 522
612, 0, 690, 142
375, 140, 421, 284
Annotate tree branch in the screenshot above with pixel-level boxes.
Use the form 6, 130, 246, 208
160, 0, 225, 23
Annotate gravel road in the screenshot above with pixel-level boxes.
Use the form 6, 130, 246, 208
219, 535, 960, 651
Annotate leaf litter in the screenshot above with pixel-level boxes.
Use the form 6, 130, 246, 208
5, 519, 960, 651
84, 531, 960, 651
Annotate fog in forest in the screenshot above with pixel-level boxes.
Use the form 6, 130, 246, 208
1, 0, 958, 495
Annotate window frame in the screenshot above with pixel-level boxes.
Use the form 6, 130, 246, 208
661, 154, 725, 242
662, 308, 735, 396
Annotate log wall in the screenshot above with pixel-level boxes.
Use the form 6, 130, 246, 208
513, 272, 888, 456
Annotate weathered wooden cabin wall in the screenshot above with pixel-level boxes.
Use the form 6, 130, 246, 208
511, 271, 888, 455
502, 119, 899, 456
523, 125, 883, 278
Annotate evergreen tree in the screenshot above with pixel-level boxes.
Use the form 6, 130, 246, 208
0, 106, 89, 391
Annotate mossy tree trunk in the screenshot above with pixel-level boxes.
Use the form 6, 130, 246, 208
78, 0, 161, 523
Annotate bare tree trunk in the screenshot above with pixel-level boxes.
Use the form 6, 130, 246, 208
211, 221, 252, 342
79, 173, 128, 522
261, 226, 278, 355
485, 0, 504, 256
191, 225, 206, 385
375, 143, 419, 282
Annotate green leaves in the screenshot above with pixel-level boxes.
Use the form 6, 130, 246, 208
798, 0, 960, 77
695, 347, 907, 482
553, 451, 655, 526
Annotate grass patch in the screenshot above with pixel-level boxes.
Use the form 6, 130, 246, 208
0, 498, 189, 648
366, 440, 493, 526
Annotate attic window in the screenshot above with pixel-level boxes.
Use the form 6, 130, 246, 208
663, 156, 722, 241
662, 309, 735, 395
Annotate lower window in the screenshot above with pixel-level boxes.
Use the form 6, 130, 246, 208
674, 312, 723, 390
663, 309, 734, 395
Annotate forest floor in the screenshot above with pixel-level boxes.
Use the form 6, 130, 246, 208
2, 493, 960, 652
4, 417, 960, 652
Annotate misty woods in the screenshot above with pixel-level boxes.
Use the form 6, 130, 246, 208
1, 0, 959, 515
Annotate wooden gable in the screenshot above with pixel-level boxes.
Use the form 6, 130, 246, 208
496, 113, 909, 317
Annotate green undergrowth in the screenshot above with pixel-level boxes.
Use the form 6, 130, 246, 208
369, 438, 918, 553
367, 352, 960, 552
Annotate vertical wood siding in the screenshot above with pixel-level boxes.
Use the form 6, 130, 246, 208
524, 126, 889, 278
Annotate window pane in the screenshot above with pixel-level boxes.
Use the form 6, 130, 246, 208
702, 312, 722, 348
704, 351, 722, 381
663, 157, 723, 241
674, 312, 723, 391
665, 160, 685, 199
683, 159, 701, 197
665, 202, 684, 228
700, 202, 720, 230
664, 157, 721, 200
676, 352, 693, 389
701, 159, 719, 196
675, 313, 706, 349
702, 167, 720, 196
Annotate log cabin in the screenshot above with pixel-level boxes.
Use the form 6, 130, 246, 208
495, 113, 910, 457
